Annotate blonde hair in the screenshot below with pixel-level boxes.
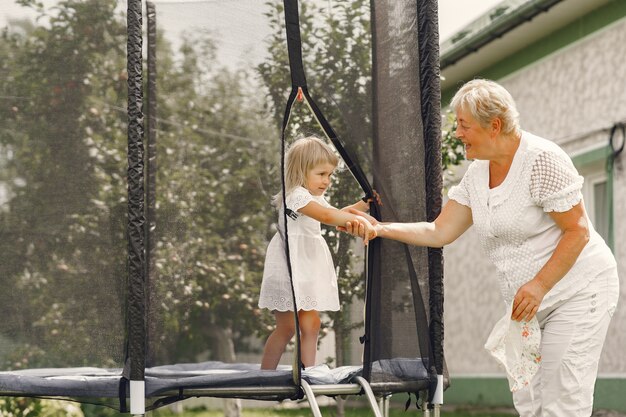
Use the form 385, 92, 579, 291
275, 136, 338, 204
450, 79, 520, 136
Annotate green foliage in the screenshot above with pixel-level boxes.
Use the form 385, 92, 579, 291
0, 398, 43, 417
0, 0, 128, 368
0, 398, 83, 417
140, 404, 517, 417
442, 108, 465, 181
145, 27, 279, 362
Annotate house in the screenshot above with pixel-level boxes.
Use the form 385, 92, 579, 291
440, 0, 626, 411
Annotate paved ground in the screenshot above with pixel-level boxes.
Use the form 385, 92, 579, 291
443, 405, 626, 416
592, 410, 626, 417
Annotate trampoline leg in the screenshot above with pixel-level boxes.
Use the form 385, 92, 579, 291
130, 380, 145, 416
433, 374, 444, 417
379, 395, 390, 417
354, 376, 383, 417
301, 380, 323, 417
423, 402, 430, 417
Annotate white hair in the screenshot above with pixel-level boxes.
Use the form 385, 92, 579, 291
450, 79, 520, 136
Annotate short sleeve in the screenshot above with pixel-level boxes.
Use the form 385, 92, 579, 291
530, 151, 583, 212
448, 172, 471, 207
286, 187, 313, 212
319, 195, 333, 209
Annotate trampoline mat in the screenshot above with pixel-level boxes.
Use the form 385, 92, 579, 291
0, 358, 429, 399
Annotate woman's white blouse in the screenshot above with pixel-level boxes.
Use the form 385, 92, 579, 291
448, 131, 616, 309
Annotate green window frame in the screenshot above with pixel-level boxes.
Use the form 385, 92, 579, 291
572, 146, 614, 250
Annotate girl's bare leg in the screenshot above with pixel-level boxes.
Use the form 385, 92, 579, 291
260, 311, 296, 370
298, 310, 321, 368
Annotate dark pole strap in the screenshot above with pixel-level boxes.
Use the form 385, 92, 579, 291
300, 88, 374, 196
279, 87, 303, 389
282, 0, 375, 200
283, 0, 307, 87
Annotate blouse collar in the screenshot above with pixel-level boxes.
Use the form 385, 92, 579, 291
479, 131, 528, 207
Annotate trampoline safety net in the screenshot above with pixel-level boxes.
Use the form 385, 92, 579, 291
0, 0, 445, 411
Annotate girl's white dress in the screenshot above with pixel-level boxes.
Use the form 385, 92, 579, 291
258, 186, 340, 312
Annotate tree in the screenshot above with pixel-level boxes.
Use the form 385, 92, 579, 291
0, 0, 129, 369
144, 26, 281, 368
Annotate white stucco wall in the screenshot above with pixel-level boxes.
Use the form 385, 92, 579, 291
444, 16, 626, 375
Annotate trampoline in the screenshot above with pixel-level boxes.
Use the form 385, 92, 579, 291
0, 0, 445, 415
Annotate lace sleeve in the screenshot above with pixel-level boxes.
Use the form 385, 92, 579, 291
447, 171, 471, 207
286, 187, 313, 212
530, 151, 583, 212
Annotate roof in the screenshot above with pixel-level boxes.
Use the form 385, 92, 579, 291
440, 0, 614, 92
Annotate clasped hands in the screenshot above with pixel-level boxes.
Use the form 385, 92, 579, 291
338, 208, 379, 245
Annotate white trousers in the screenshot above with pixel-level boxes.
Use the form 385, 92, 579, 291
512, 267, 619, 417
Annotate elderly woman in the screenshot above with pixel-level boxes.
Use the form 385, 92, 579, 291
346, 79, 619, 416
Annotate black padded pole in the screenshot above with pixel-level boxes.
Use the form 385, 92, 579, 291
362, 0, 380, 381
145, 0, 158, 369
126, 0, 146, 384
416, 0, 444, 382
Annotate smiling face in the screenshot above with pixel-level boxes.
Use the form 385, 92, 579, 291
455, 106, 495, 160
305, 162, 336, 196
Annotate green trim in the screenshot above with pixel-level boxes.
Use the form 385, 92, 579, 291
443, 377, 513, 408
572, 146, 615, 251
442, 1, 626, 105
439, 376, 626, 412
572, 146, 610, 168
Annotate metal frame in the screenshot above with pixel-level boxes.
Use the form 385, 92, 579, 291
152, 377, 444, 417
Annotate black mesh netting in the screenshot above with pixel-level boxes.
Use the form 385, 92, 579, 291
0, 0, 129, 408
0, 0, 445, 410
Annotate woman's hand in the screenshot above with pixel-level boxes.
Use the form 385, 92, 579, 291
511, 279, 550, 322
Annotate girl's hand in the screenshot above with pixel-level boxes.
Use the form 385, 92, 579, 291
511, 279, 549, 322
364, 190, 383, 206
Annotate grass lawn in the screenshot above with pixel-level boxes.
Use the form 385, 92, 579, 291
148, 405, 517, 417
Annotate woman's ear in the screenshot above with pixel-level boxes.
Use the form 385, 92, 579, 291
491, 117, 502, 137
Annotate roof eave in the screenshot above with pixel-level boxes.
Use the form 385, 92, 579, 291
440, 0, 564, 70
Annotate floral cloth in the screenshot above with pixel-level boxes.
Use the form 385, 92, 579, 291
485, 304, 541, 392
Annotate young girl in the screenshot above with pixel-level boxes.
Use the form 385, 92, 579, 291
258, 136, 376, 370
